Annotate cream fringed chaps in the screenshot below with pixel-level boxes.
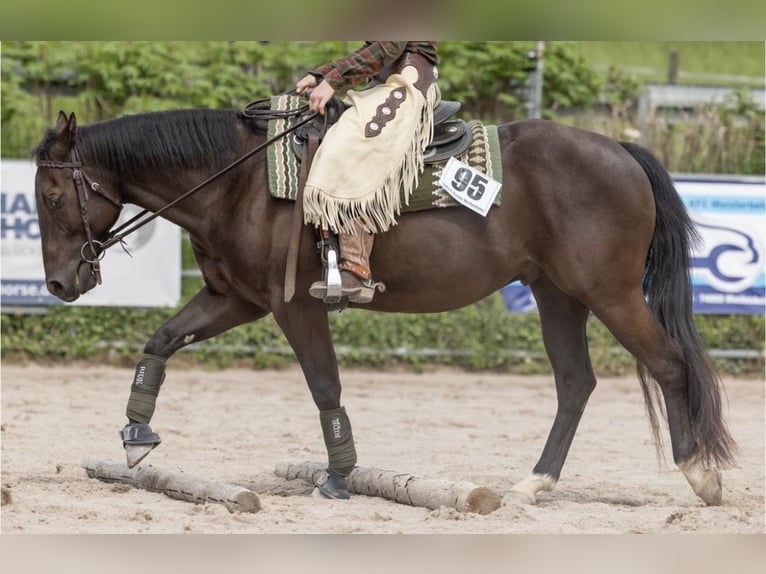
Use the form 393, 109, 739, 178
302, 65, 439, 235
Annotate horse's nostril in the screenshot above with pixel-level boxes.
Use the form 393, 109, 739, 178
47, 280, 64, 296
46, 278, 79, 302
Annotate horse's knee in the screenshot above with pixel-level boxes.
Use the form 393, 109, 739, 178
143, 324, 186, 357
555, 370, 596, 406
308, 381, 342, 411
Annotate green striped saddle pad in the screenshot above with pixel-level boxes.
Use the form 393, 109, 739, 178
266, 94, 503, 213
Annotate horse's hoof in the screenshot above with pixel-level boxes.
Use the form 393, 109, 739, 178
313, 469, 350, 500
679, 459, 723, 506
697, 469, 723, 506
124, 444, 156, 468
506, 473, 556, 505
120, 423, 161, 469
503, 490, 536, 505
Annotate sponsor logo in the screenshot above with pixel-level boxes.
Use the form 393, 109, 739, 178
691, 220, 763, 293
1, 192, 39, 240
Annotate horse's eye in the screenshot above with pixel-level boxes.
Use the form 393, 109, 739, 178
47, 195, 63, 209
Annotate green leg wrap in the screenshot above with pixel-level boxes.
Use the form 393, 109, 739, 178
319, 406, 357, 477
125, 354, 166, 424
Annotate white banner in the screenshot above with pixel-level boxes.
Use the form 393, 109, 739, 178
1, 159, 181, 308
678, 175, 765, 314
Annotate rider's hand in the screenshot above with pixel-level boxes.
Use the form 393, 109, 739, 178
295, 74, 317, 95
305, 80, 336, 116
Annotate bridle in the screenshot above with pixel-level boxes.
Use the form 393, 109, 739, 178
36, 147, 123, 285
35, 95, 318, 286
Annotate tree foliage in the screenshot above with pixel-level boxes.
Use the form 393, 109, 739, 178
2, 41, 603, 155
2, 41, 762, 171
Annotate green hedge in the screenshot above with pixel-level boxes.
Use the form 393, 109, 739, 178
2, 293, 763, 376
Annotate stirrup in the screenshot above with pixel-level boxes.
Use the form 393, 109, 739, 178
325, 249, 342, 302
309, 247, 343, 303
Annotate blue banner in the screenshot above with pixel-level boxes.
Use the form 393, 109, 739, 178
502, 175, 765, 315
1, 280, 60, 306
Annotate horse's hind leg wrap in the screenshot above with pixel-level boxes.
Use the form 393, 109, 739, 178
125, 354, 166, 424
319, 406, 357, 477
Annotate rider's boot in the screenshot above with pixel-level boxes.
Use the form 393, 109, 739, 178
310, 221, 376, 304
337, 223, 376, 304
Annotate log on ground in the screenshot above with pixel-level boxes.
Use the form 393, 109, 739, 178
81, 455, 261, 513
275, 460, 501, 514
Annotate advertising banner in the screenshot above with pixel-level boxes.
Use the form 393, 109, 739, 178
1, 159, 181, 308
501, 175, 765, 315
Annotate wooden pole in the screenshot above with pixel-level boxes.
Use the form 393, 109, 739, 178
81, 455, 261, 513
668, 48, 680, 85
275, 460, 501, 514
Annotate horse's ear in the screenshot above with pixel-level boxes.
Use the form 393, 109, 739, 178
67, 112, 78, 145
55, 111, 68, 133
54, 111, 77, 148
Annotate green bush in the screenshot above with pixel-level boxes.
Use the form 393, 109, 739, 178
2, 293, 762, 376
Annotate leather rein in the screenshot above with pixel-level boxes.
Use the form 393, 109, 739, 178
36, 97, 318, 285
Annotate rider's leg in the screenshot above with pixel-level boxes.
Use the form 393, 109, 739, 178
337, 222, 375, 303
310, 220, 376, 304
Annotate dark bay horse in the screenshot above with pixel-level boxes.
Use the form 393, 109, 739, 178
33, 108, 735, 505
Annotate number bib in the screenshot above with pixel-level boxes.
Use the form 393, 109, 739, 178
438, 157, 501, 217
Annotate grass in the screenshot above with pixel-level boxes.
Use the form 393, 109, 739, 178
570, 41, 765, 86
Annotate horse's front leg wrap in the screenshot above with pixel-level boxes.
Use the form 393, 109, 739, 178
125, 353, 166, 424
319, 406, 357, 477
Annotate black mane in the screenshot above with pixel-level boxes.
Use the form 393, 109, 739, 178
36, 108, 260, 175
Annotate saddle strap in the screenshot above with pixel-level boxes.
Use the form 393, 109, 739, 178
284, 132, 319, 302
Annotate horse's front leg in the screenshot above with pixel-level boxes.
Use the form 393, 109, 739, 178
508, 276, 595, 504
122, 286, 268, 467
271, 300, 355, 500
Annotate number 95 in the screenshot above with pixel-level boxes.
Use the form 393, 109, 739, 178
452, 167, 488, 200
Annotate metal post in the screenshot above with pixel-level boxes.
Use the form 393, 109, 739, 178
527, 41, 545, 119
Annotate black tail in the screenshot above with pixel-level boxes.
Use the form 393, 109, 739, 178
620, 141, 736, 468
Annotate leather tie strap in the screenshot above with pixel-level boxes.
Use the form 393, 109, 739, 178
71, 148, 104, 285
283, 132, 319, 302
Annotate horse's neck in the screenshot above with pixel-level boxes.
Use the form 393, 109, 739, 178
119, 176, 217, 235
84, 118, 266, 238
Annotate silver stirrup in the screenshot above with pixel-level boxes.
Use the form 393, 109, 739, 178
325, 248, 342, 303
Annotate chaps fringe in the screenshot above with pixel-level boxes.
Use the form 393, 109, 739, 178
303, 83, 439, 235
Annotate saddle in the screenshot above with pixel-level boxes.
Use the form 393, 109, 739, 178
247, 93, 501, 305
291, 98, 471, 164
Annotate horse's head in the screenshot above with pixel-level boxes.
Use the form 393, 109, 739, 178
34, 111, 123, 301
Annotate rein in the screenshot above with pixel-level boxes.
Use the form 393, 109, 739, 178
37, 96, 318, 283
104, 99, 317, 251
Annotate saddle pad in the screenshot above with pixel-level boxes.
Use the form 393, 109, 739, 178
266, 94, 503, 213
409, 120, 503, 212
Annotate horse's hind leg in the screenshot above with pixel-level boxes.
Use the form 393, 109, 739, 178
509, 276, 596, 504
122, 286, 268, 467
590, 288, 723, 505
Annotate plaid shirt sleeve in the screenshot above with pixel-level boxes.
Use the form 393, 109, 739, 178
313, 42, 409, 90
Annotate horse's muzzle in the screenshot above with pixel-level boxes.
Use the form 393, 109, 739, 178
47, 278, 80, 302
